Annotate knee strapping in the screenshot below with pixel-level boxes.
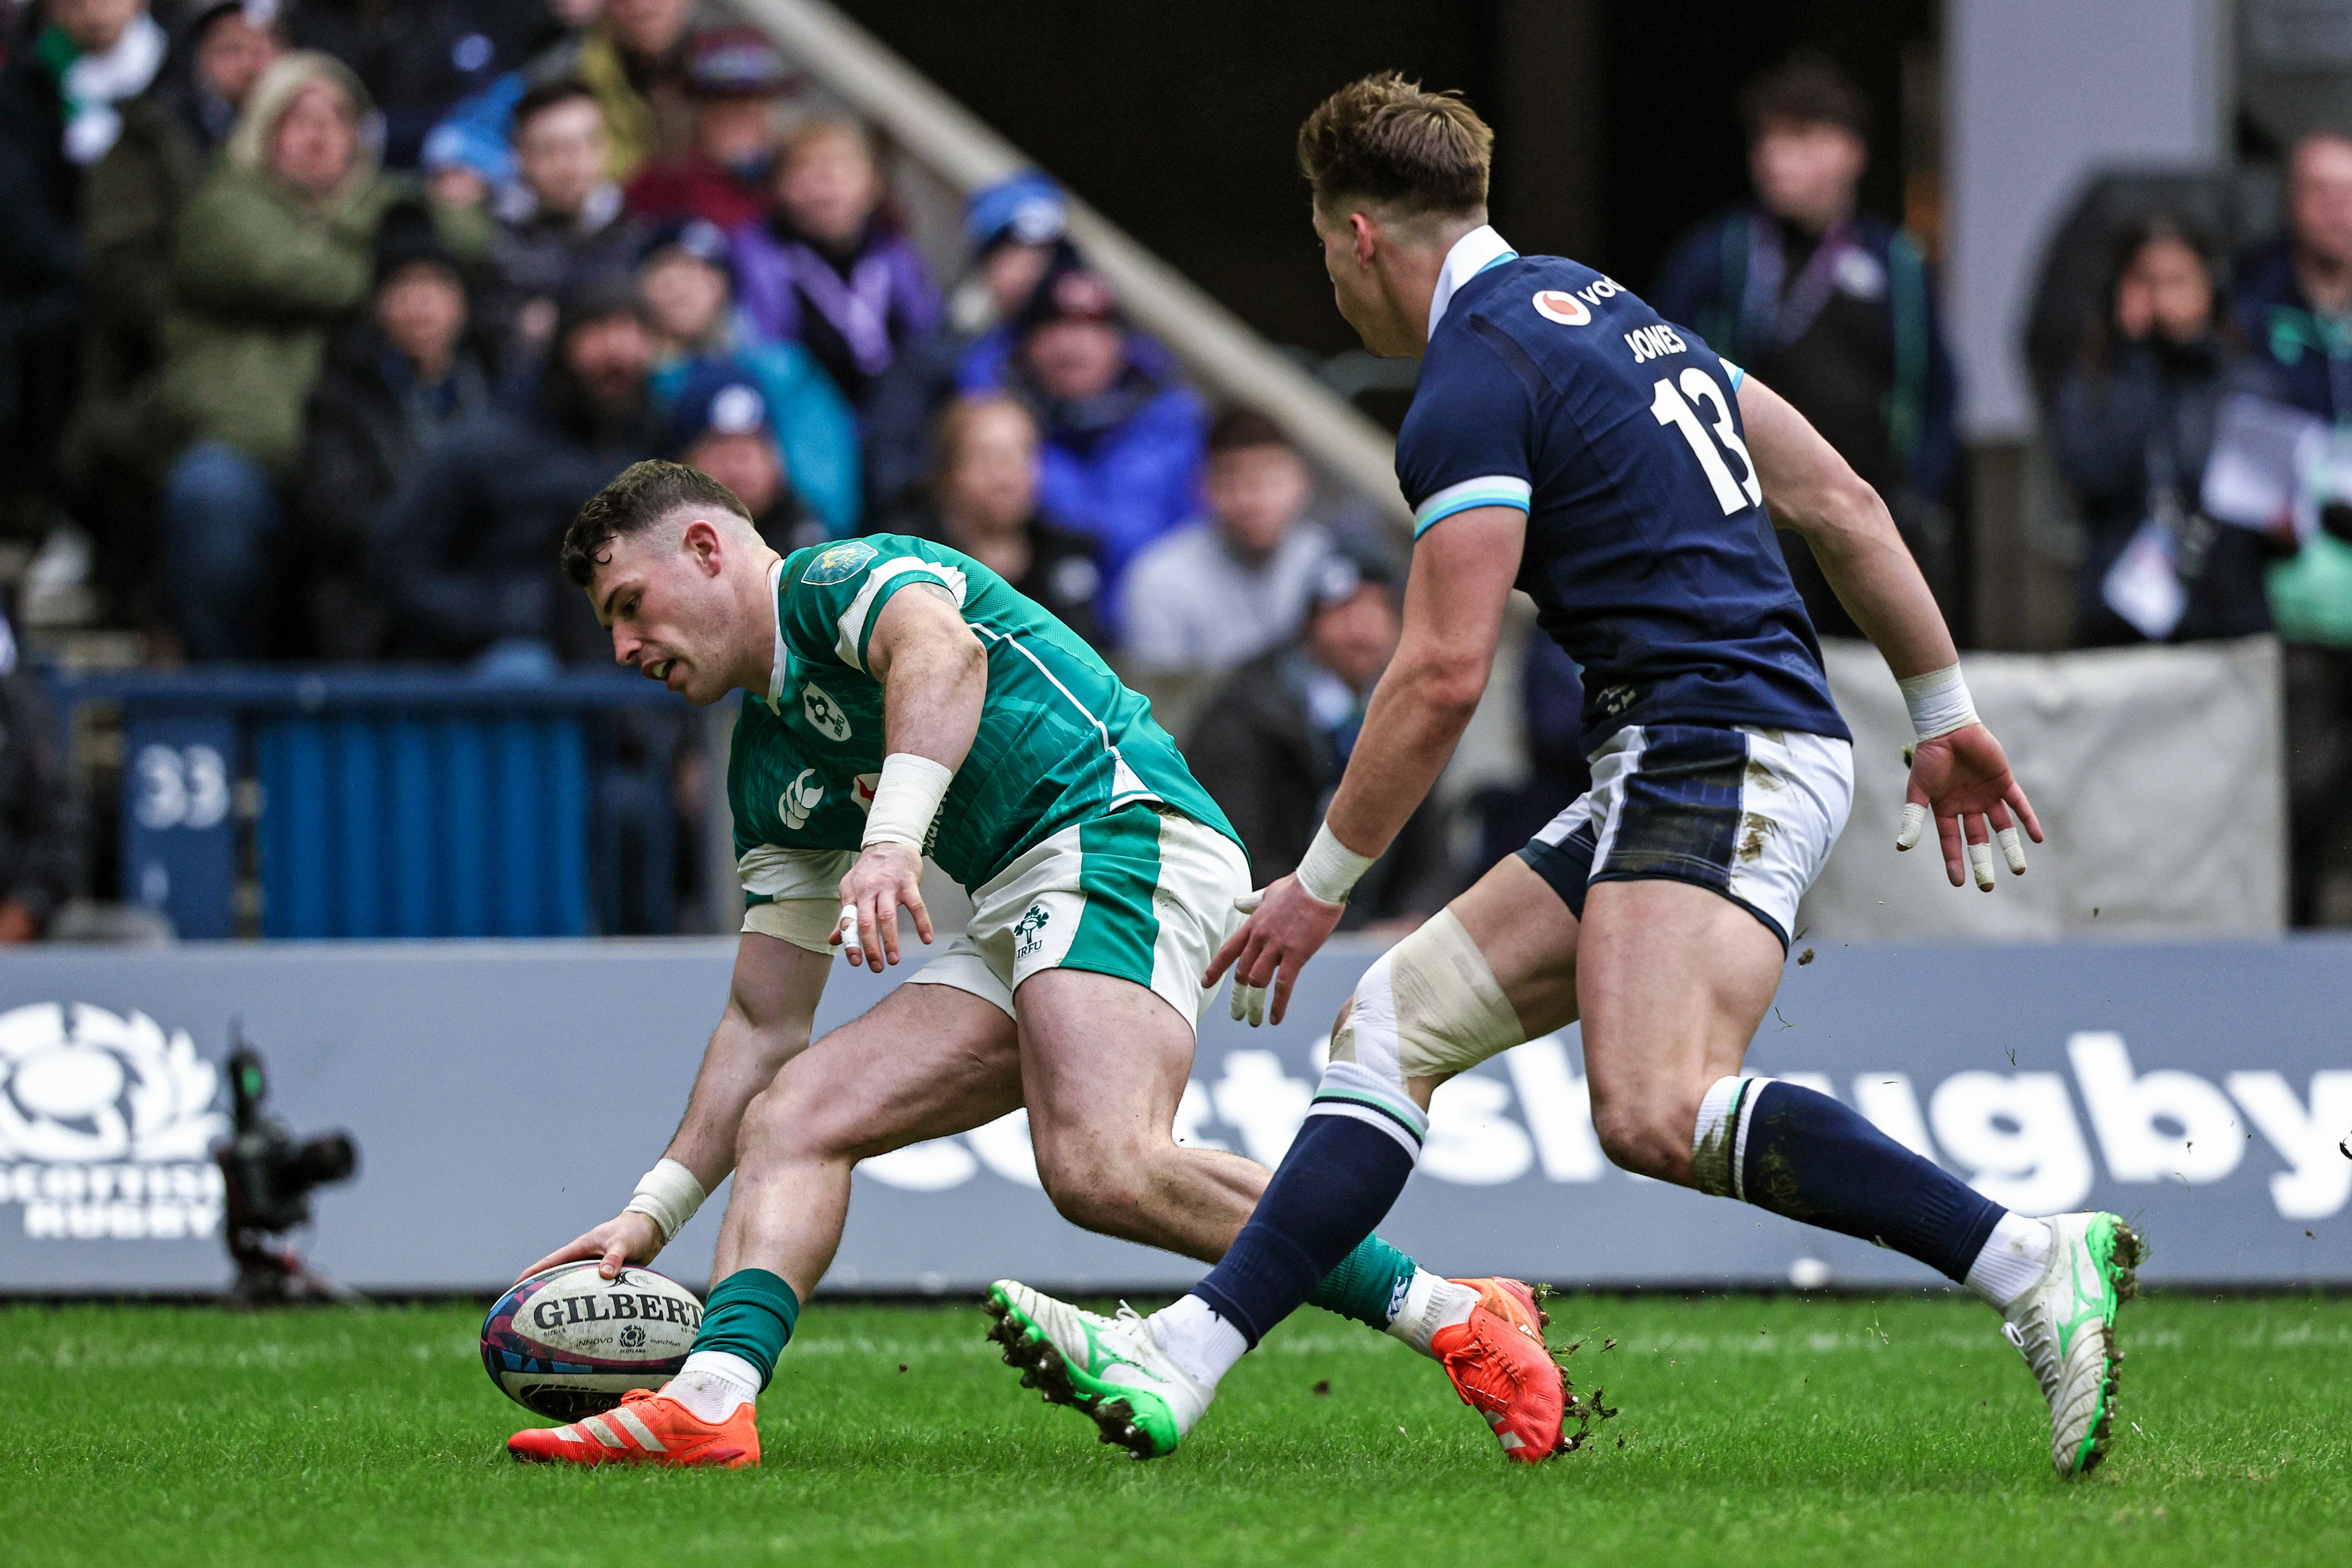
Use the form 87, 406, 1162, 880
1329, 909, 1524, 1087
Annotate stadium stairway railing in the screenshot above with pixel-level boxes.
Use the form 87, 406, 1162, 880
724, 0, 1412, 528
47, 669, 691, 941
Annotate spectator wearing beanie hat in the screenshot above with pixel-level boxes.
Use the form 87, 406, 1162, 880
863, 170, 1068, 518
637, 218, 860, 536
955, 248, 1206, 630
730, 115, 940, 405
624, 27, 794, 231
667, 358, 823, 554
293, 204, 495, 658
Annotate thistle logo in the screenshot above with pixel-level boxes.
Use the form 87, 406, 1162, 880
0, 1002, 228, 1241
1014, 903, 1051, 958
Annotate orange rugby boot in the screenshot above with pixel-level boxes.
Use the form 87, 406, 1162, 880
506, 1388, 759, 1469
1455, 1276, 1549, 1343
1431, 1279, 1566, 1461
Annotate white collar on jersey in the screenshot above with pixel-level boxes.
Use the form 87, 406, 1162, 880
1426, 224, 1518, 341
764, 557, 787, 713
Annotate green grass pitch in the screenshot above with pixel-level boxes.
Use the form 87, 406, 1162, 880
4, 1292, 2346, 1567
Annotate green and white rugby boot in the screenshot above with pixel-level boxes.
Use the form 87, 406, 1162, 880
2000, 1212, 2146, 1478
984, 1281, 1212, 1459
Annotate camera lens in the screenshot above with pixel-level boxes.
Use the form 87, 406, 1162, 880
294, 1133, 357, 1186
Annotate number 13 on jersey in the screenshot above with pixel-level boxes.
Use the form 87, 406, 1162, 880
1651, 366, 1762, 516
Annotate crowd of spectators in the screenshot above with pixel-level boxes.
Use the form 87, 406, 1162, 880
0, 0, 1362, 676
0, 0, 1411, 935
14, 18, 2352, 933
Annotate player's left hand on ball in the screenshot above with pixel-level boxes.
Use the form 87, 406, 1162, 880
1896, 722, 2043, 892
1203, 874, 1345, 1027
834, 842, 932, 972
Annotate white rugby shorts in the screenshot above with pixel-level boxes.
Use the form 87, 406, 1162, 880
906, 803, 1249, 1032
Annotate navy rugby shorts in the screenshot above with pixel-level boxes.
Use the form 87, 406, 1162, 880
1518, 724, 1854, 949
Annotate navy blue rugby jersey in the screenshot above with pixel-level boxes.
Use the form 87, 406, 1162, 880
1398, 246, 1852, 749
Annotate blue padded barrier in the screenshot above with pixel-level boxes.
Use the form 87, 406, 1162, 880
54, 668, 682, 940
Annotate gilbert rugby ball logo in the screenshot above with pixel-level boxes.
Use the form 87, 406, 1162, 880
1532, 289, 1591, 326
0, 1002, 228, 1240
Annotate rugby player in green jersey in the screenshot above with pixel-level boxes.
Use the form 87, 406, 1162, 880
503, 460, 1565, 1469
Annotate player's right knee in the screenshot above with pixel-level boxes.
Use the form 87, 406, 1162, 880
1326, 909, 1523, 1103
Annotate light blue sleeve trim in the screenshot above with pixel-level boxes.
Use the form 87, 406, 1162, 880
1721, 358, 1745, 392
1412, 475, 1533, 539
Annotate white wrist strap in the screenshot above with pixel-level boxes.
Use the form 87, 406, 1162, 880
1897, 664, 1979, 742
861, 752, 953, 850
622, 1158, 706, 1245
1294, 820, 1375, 906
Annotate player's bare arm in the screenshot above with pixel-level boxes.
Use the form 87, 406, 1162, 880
519, 932, 832, 1281
1738, 375, 2044, 890
1205, 507, 1522, 1025
832, 583, 987, 970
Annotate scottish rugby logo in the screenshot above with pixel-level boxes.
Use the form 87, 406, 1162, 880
0, 1003, 227, 1240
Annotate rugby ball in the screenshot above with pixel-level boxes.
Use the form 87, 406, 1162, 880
481, 1261, 704, 1418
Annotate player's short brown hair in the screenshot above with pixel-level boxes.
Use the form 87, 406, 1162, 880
560, 459, 753, 587
1297, 72, 1492, 220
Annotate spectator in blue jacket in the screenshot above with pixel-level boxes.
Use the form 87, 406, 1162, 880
956, 250, 1205, 629
637, 217, 859, 535
1652, 50, 1959, 633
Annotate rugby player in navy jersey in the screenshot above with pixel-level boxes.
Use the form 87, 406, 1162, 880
987, 73, 2143, 1478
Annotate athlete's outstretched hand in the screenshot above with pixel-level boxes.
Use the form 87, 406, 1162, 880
1204, 874, 1346, 1027
517, 1208, 662, 1284
1898, 722, 2043, 890
834, 841, 933, 971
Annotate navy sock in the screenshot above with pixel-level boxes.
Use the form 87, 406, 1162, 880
1721, 1079, 2002, 1282
1193, 1089, 1422, 1345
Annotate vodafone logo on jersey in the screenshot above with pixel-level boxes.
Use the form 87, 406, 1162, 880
1531, 289, 1591, 326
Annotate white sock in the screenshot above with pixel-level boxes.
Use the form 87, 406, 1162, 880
663, 1349, 761, 1422
1149, 1293, 1249, 1388
1964, 1213, 2054, 1308
1383, 1269, 1479, 1357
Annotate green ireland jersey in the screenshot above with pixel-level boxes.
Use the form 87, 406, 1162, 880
728, 534, 1239, 900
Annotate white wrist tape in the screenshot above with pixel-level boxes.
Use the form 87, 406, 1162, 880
1294, 820, 1375, 906
622, 1158, 706, 1245
861, 752, 953, 850
1897, 664, 1979, 742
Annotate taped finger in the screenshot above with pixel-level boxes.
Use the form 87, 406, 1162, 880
1995, 823, 2028, 875
1233, 888, 1265, 914
1231, 981, 1266, 1027
1896, 801, 1928, 850
835, 904, 862, 964
1967, 837, 1996, 890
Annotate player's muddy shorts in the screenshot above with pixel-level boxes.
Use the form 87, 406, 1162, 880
908, 803, 1250, 1032
1518, 724, 1853, 948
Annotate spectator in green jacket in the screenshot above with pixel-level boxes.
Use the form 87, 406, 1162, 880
65, 0, 282, 621
156, 49, 476, 658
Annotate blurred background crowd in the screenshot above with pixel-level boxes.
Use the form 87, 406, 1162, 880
0, 0, 2344, 944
